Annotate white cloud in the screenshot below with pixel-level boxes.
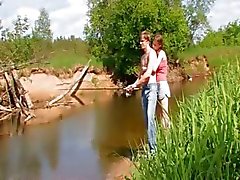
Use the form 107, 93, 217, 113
49, 0, 88, 39
208, 0, 240, 30
1, 0, 239, 39
16, 7, 40, 18
0, 0, 88, 39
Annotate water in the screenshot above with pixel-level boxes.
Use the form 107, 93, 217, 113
0, 77, 207, 180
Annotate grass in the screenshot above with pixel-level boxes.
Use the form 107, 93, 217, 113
178, 46, 240, 67
45, 50, 102, 69
33, 44, 240, 74
132, 58, 240, 179
29, 41, 103, 69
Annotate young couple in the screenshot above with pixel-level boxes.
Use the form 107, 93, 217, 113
125, 31, 170, 153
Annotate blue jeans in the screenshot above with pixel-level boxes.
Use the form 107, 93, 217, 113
141, 83, 158, 153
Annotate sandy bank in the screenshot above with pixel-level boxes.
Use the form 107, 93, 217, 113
18, 71, 118, 126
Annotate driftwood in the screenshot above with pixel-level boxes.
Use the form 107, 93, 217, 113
0, 61, 50, 134
5, 72, 29, 117
11, 69, 33, 109
0, 68, 35, 130
0, 113, 12, 122
0, 104, 12, 112
3, 72, 15, 108
47, 60, 91, 107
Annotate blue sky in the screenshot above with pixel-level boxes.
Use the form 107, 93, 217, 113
0, 0, 240, 39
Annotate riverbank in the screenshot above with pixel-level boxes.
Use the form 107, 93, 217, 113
22, 54, 210, 125
0, 67, 119, 137
21, 70, 118, 125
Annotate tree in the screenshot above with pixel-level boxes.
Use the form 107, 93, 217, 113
0, 15, 34, 65
85, 0, 190, 77
200, 20, 240, 47
31, 8, 53, 61
32, 8, 52, 40
183, 0, 216, 43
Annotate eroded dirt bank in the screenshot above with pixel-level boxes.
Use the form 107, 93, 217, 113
19, 70, 118, 125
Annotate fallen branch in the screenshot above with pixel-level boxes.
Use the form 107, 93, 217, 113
3, 72, 15, 108
46, 60, 91, 107
0, 113, 11, 122
0, 63, 36, 126
0, 104, 12, 112
4, 71, 35, 121
24, 113, 36, 122
7, 72, 29, 117
10, 69, 33, 109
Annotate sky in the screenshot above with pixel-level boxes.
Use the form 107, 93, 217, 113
0, 0, 240, 39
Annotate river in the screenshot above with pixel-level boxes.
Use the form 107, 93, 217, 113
0, 77, 207, 180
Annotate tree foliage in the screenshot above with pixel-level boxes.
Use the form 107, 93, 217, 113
0, 8, 89, 68
0, 15, 34, 65
85, 0, 190, 76
32, 8, 53, 40
0, 8, 56, 67
200, 20, 240, 47
183, 0, 215, 42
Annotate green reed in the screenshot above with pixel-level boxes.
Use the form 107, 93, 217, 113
133, 60, 240, 180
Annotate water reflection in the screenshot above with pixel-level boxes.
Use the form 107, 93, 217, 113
0, 120, 61, 179
93, 94, 145, 176
0, 111, 24, 137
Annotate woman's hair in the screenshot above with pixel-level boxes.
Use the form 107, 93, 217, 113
141, 31, 151, 42
154, 34, 164, 48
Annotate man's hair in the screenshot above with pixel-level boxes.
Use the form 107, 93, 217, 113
154, 34, 163, 46
141, 31, 151, 42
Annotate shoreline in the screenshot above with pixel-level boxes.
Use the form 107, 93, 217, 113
0, 57, 211, 135
0, 70, 118, 136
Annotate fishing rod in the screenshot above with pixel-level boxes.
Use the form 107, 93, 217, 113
56, 86, 140, 98
57, 86, 140, 91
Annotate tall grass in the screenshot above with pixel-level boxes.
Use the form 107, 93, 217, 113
133, 59, 240, 179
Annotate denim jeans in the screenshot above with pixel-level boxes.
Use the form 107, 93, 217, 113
141, 83, 158, 153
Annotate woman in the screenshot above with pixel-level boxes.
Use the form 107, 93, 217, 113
152, 34, 171, 128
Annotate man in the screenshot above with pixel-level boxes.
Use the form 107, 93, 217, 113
126, 31, 159, 153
